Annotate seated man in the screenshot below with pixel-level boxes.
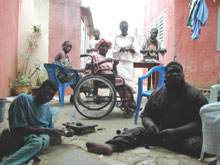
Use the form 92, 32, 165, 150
86, 61, 208, 158
140, 28, 166, 62
0, 80, 74, 164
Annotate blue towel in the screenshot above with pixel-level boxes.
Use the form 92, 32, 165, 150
191, 0, 209, 40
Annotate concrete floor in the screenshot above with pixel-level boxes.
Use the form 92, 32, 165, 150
0, 96, 216, 165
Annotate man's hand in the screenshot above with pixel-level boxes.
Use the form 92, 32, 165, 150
106, 58, 113, 62
47, 128, 66, 136
158, 128, 178, 144
119, 47, 126, 52
146, 124, 159, 135
63, 129, 75, 137
113, 59, 119, 65
158, 48, 167, 54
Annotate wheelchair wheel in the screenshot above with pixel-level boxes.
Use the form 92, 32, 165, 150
73, 75, 117, 119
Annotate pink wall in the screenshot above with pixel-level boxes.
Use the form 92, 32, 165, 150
144, 0, 220, 89
174, 0, 220, 89
0, 0, 19, 97
49, 0, 81, 66
49, 0, 82, 94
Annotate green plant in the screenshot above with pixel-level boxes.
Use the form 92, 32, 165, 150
12, 75, 31, 86
31, 58, 47, 87
11, 24, 42, 90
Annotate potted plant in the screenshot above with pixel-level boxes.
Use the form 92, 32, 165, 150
11, 25, 42, 96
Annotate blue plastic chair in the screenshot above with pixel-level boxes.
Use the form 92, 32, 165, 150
134, 65, 166, 124
44, 63, 78, 107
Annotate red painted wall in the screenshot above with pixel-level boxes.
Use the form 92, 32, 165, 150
49, 0, 82, 94
49, 0, 81, 66
0, 0, 19, 97
144, 0, 220, 89
174, 0, 220, 89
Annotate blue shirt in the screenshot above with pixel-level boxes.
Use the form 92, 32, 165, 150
8, 94, 54, 129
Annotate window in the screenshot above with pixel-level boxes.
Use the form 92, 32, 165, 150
146, 15, 165, 43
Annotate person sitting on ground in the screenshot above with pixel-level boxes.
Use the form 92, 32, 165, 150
86, 61, 208, 158
0, 80, 74, 165
86, 38, 136, 110
87, 28, 101, 54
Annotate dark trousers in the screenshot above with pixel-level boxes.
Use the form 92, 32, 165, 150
106, 127, 202, 158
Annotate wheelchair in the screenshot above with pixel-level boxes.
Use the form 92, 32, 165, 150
73, 54, 135, 119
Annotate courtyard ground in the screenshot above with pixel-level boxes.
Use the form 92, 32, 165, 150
0, 95, 216, 165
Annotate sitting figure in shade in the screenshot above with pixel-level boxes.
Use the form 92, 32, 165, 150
86, 61, 208, 158
86, 38, 136, 110
0, 80, 74, 165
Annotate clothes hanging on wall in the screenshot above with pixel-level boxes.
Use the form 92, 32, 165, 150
190, 0, 209, 40
187, 0, 198, 27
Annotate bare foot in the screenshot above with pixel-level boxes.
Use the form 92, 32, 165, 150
86, 142, 113, 155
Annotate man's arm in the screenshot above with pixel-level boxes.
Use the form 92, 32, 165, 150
11, 126, 71, 137
141, 90, 160, 135
54, 51, 65, 61
175, 120, 201, 136
142, 116, 159, 135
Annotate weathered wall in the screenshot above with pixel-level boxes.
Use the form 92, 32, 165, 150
49, 0, 82, 95
49, 0, 81, 67
174, 0, 220, 89
0, 0, 19, 97
18, 0, 49, 78
144, 0, 220, 89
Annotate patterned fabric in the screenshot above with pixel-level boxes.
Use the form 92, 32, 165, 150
91, 53, 124, 86
54, 55, 74, 83
93, 53, 114, 74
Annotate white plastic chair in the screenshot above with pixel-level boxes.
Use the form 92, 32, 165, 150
209, 84, 220, 103
199, 84, 220, 164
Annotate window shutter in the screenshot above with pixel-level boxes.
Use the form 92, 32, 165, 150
147, 16, 165, 43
